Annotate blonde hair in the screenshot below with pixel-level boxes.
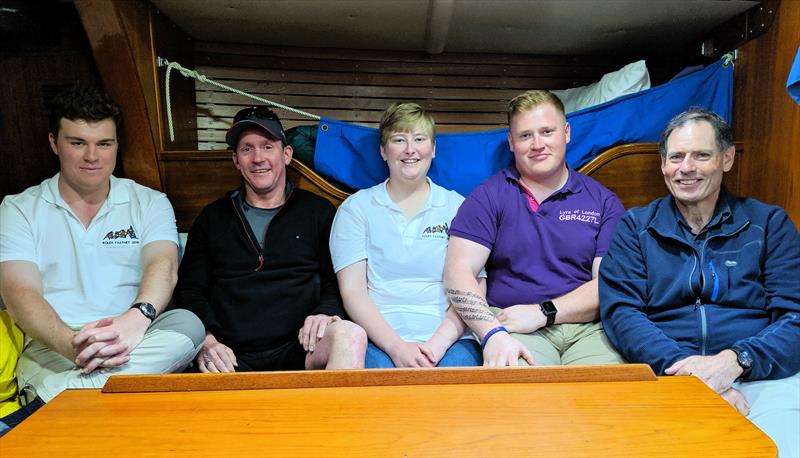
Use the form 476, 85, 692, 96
507, 90, 566, 125
379, 102, 436, 146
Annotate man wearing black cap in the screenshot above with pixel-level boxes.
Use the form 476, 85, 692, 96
175, 106, 367, 372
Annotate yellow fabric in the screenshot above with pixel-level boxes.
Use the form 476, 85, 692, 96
0, 310, 24, 417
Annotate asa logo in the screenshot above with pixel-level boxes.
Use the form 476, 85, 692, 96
421, 222, 449, 239
102, 225, 140, 245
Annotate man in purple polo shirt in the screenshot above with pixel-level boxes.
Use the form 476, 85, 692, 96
444, 90, 625, 366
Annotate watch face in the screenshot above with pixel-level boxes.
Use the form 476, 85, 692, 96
737, 350, 753, 369
134, 302, 156, 320
540, 301, 557, 315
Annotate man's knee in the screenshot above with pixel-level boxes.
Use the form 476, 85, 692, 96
150, 309, 205, 348
326, 320, 367, 351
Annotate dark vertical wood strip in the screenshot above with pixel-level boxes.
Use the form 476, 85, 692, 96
74, 0, 162, 190
734, 0, 800, 225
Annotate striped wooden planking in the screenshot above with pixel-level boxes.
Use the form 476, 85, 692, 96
191, 42, 625, 149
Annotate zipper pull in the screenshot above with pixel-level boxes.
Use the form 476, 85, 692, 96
254, 254, 264, 272
694, 297, 701, 310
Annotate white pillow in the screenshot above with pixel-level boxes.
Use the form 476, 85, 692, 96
552, 60, 650, 113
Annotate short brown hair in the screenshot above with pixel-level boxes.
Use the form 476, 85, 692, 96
507, 90, 566, 125
658, 108, 733, 157
379, 102, 436, 146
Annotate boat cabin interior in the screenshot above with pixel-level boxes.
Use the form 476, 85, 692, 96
1, 0, 798, 229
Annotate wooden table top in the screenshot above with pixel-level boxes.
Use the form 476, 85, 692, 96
0, 366, 776, 457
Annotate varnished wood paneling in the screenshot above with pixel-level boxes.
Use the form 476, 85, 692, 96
190, 42, 632, 150
102, 365, 656, 393
0, 3, 100, 200
161, 151, 349, 231
152, 7, 197, 151
734, 0, 800, 225
161, 156, 240, 232
74, 0, 163, 190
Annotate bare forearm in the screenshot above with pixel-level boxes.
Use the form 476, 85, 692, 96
445, 274, 500, 338
1, 261, 75, 358
429, 305, 467, 346
552, 278, 600, 324
5, 289, 74, 358
342, 290, 404, 351
133, 255, 178, 313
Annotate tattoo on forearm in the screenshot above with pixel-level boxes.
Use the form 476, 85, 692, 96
446, 288, 495, 323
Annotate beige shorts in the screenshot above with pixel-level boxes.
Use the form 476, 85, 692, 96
489, 307, 625, 366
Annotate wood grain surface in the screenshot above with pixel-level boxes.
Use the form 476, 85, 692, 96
0, 374, 775, 458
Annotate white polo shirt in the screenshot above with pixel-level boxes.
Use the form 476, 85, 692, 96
0, 174, 179, 327
330, 179, 464, 342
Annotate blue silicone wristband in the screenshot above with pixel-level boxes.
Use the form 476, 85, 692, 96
481, 326, 508, 349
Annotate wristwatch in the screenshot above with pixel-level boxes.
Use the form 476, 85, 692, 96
539, 300, 558, 328
731, 347, 753, 379
130, 302, 157, 321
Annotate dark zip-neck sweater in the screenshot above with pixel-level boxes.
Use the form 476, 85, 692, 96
175, 186, 343, 353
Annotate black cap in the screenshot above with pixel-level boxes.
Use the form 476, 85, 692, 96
226, 106, 287, 148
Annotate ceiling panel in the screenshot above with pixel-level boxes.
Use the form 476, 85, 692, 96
151, 0, 759, 55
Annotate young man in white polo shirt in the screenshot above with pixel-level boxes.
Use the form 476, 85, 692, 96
0, 86, 204, 417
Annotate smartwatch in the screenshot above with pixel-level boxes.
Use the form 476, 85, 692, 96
539, 300, 557, 328
731, 347, 753, 379
130, 302, 157, 321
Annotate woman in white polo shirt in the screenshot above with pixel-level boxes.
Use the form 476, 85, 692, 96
330, 103, 481, 368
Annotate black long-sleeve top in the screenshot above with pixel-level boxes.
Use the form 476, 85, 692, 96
175, 185, 343, 353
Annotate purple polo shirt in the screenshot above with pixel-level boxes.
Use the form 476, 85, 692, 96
449, 165, 624, 308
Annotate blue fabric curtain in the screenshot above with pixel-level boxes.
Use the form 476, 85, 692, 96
787, 46, 800, 104
315, 59, 733, 196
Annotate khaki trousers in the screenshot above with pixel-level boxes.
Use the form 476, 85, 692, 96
17, 309, 203, 402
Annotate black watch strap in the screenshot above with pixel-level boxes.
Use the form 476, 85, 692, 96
131, 302, 157, 321
539, 300, 557, 327
731, 347, 753, 379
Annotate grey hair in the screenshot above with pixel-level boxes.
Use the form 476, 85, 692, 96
658, 108, 733, 156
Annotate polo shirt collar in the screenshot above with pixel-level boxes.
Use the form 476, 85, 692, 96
42, 173, 125, 208
502, 165, 581, 196
373, 177, 445, 209
107, 176, 128, 205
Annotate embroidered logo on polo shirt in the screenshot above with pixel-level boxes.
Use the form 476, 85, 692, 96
102, 225, 140, 245
558, 209, 600, 224
421, 222, 449, 239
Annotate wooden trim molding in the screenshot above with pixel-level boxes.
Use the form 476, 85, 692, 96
577, 143, 660, 175
102, 364, 657, 393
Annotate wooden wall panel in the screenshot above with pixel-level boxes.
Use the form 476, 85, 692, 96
151, 8, 197, 151
0, 2, 100, 200
161, 152, 347, 232
734, 0, 800, 225
190, 42, 632, 150
74, 0, 196, 191
74, 0, 162, 190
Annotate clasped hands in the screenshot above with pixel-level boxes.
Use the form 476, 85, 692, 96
386, 336, 450, 368
70, 310, 150, 374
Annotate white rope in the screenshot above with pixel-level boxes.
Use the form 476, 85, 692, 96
722, 52, 735, 67
162, 59, 320, 142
